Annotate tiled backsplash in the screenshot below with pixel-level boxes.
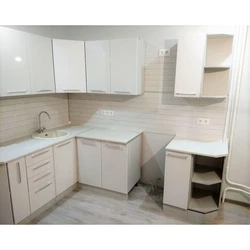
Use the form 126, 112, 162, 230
69, 43, 228, 141
0, 94, 69, 144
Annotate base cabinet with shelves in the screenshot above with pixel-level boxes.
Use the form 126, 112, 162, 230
163, 148, 226, 216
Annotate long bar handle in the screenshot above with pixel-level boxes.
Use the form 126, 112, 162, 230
32, 150, 50, 159
57, 141, 71, 148
33, 161, 51, 170
106, 144, 122, 150
81, 140, 96, 146
90, 90, 106, 93
175, 92, 196, 96
37, 89, 52, 93
166, 153, 188, 159
8, 90, 27, 94
35, 182, 52, 194
34, 172, 51, 182
17, 162, 22, 184
63, 89, 81, 92
114, 91, 131, 94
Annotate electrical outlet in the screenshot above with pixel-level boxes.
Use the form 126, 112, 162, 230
159, 49, 170, 57
101, 110, 114, 116
197, 118, 210, 125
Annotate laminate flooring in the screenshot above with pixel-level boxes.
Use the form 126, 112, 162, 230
30, 184, 250, 225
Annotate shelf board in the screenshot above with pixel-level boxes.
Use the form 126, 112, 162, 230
188, 196, 218, 214
192, 171, 222, 185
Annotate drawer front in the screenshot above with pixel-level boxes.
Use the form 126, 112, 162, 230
27, 157, 54, 179
29, 178, 56, 213
25, 147, 53, 167
28, 167, 55, 191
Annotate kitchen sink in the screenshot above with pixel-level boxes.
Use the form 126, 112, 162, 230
32, 129, 70, 140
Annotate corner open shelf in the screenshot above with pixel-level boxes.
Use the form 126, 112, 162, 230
188, 155, 225, 214
201, 34, 234, 98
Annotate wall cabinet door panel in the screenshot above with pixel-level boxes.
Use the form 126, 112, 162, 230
26, 33, 55, 94
0, 27, 31, 96
85, 40, 110, 94
53, 39, 86, 93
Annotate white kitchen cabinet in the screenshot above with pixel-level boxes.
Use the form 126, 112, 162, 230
174, 32, 206, 98
0, 27, 31, 97
7, 157, 30, 223
85, 40, 111, 94
101, 135, 142, 194
52, 39, 87, 93
77, 138, 102, 188
26, 33, 55, 94
163, 151, 193, 209
110, 38, 145, 95
53, 138, 78, 195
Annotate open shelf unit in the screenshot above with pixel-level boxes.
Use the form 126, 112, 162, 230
201, 34, 234, 98
188, 155, 225, 214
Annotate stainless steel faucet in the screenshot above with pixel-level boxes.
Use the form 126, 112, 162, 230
37, 111, 51, 133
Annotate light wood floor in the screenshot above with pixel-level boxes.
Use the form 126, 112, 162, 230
30, 184, 250, 224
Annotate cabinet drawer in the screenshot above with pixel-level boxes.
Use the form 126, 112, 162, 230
29, 178, 56, 213
28, 167, 54, 191
25, 147, 53, 167
27, 157, 54, 179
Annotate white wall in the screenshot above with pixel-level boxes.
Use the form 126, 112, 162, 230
225, 26, 250, 204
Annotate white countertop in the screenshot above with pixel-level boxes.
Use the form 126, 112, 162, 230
77, 127, 143, 144
165, 138, 228, 158
0, 125, 94, 164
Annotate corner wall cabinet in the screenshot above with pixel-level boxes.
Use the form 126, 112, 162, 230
52, 39, 87, 93
174, 32, 234, 98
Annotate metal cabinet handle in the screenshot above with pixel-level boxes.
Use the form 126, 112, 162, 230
37, 89, 52, 93
33, 161, 50, 170
35, 182, 52, 194
8, 90, 27, 94
63, 89, 80, 92
31, 150, 50, 158
175, 92, 196, 96
34, 172, 51, 182
57, 141, 71, 148
114, 91, 131, 94
166, 153, 188, 159
81, 140, 96, 146
90, 90, 106, 93
106, 144, 122, 150
17, 162, 22, 184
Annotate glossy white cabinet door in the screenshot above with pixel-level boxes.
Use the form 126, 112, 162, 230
53, 39, 86, 93
7, 157, 30, 224
163, 151, 192, 209
102, 142, 128, 194
0, 27, 31, 96
26, 33, 55, 94
53, 139, 78, 195
77, 138, 102, 187
174, 32, 206, 98
85, 40, 110, 94
110, 38, 145, 95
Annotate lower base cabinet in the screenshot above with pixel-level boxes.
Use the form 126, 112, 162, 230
77, 135, 142, 194
7, 158, 31, 224
29, 178, 56, 213
53, 139, 78, 196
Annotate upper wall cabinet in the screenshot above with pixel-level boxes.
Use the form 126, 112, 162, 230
174, 32, 206, 98
53, 39, 87, 93
85, 40, 111, 94
26, 33, 55, 94
0, 27, 31, 97
174, 32, 234, 98
110, 38, 145, 95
